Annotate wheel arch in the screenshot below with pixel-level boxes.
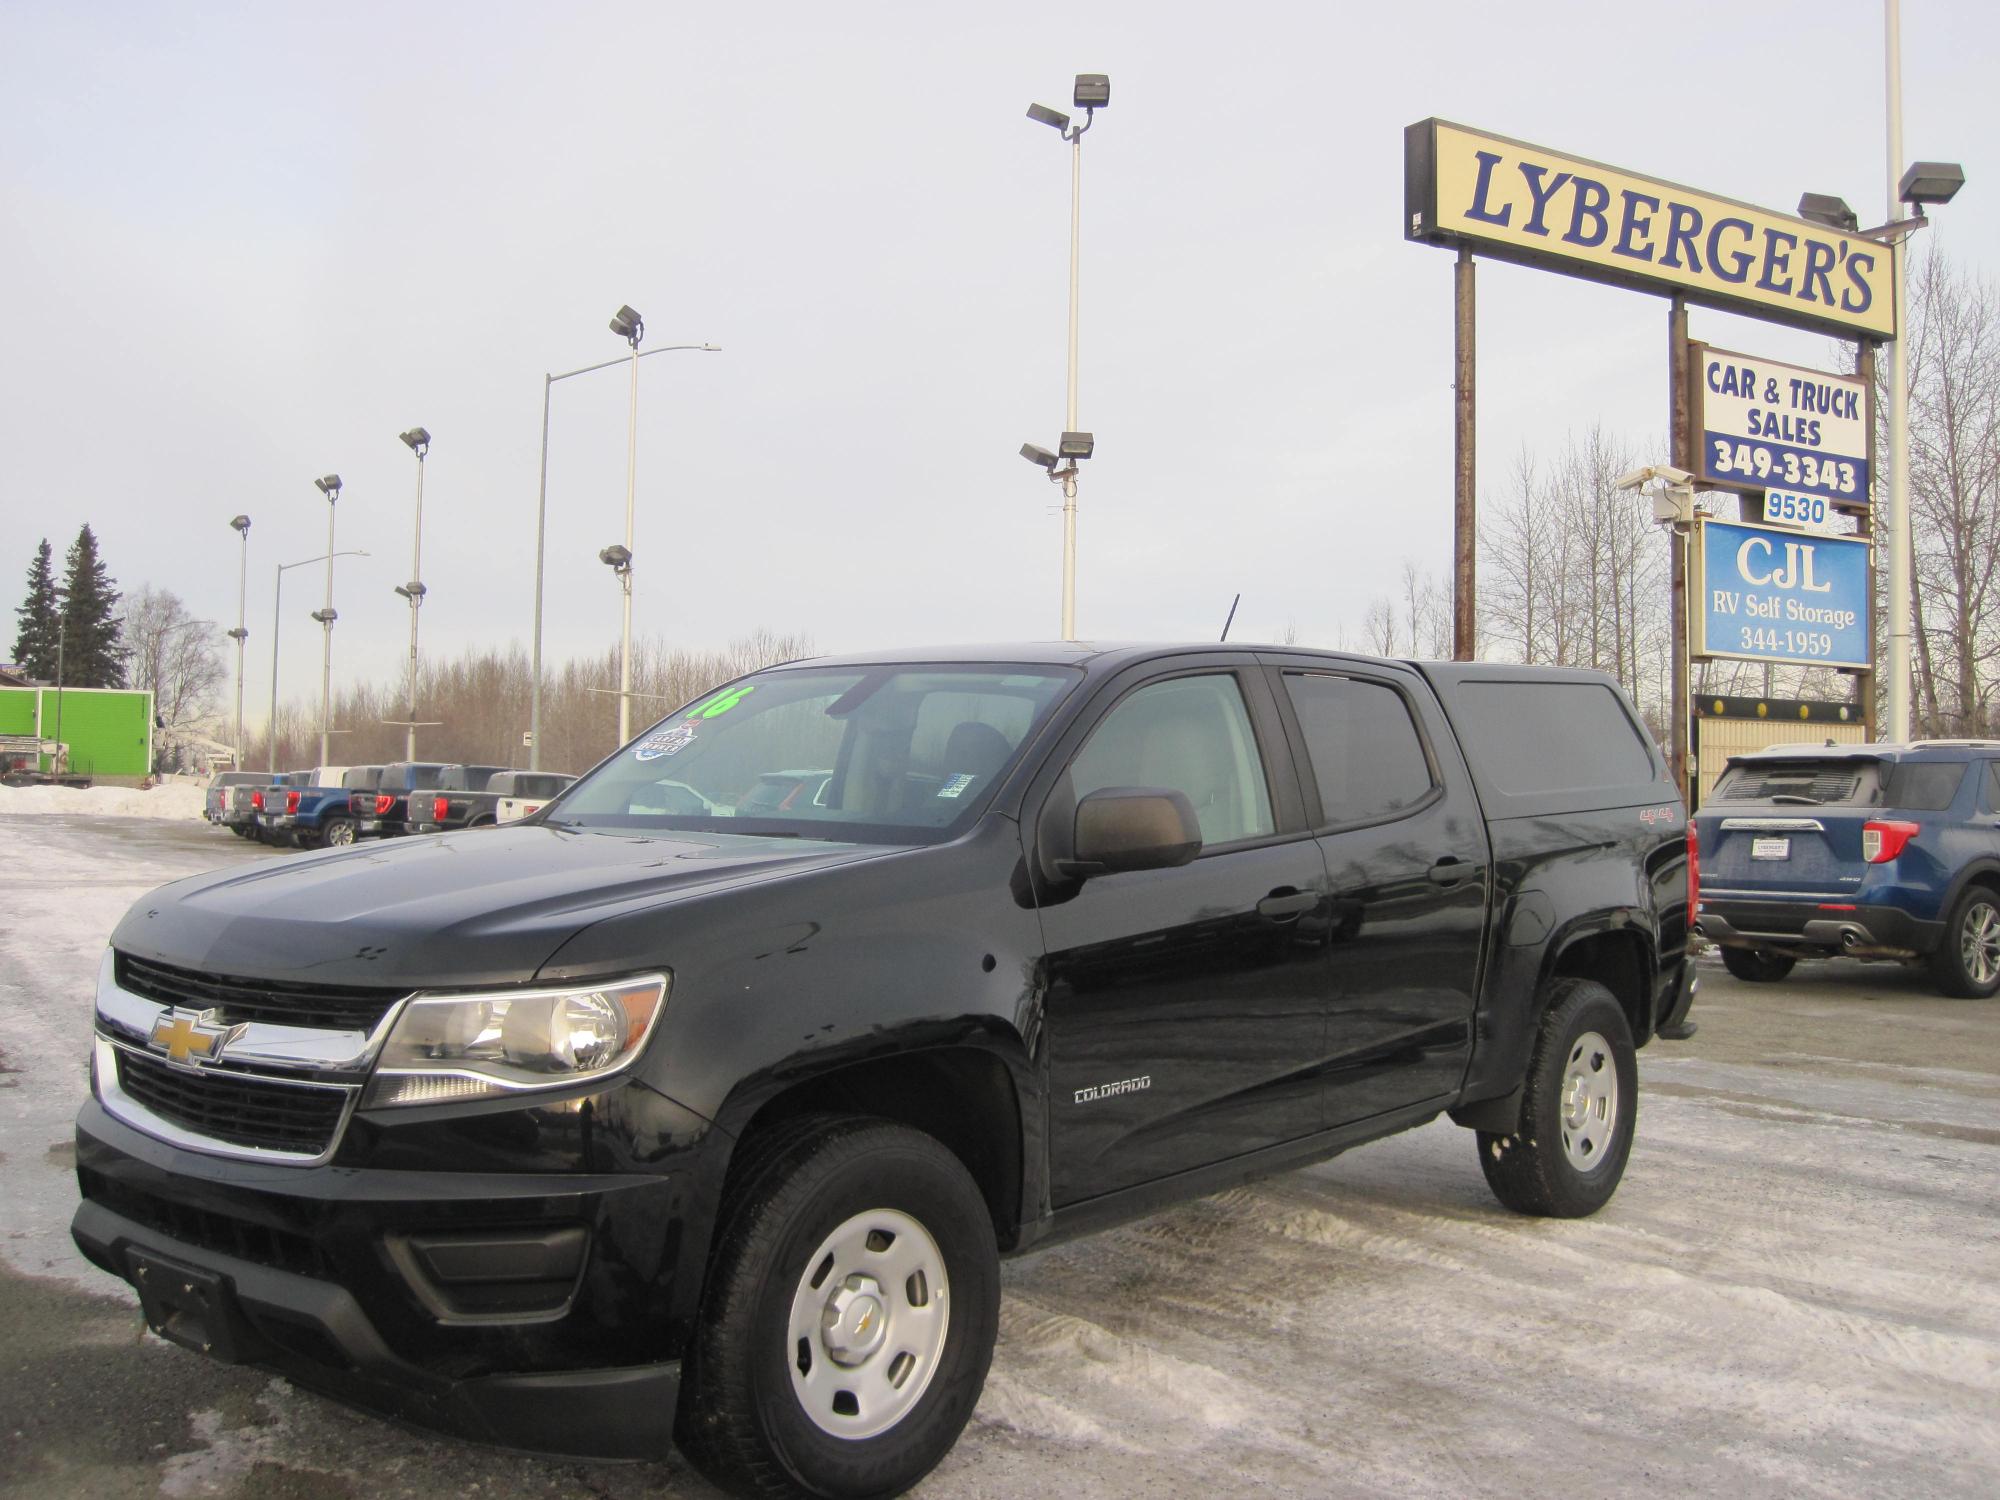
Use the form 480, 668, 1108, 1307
717, 1041, 1030, 1251
1541, 923, 1655, 1048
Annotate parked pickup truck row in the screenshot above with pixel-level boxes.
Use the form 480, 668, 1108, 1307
107, 645, 1691, 1499
203, 763, 573, 848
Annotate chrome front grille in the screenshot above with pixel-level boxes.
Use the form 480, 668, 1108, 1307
112, 1047, 352, 1156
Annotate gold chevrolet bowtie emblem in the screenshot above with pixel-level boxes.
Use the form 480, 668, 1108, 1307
149, 1008, 241, 1066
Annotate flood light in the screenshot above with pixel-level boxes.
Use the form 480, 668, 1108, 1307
1797, 193, 1858, 232
1020, 442, 1059, 470
1899, 161, 1965, 208
1026, 103, 1070, 132
1073, 74, 1109, 110
1059, 431, 1095, 460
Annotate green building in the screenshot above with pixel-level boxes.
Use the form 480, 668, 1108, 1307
0, 686, 154, 776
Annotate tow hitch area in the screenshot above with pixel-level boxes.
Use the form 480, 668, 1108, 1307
128, 1248, 246, 1361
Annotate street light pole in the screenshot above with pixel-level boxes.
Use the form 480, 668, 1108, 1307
396, 429, 432, 761
1884, 0, 1913, 742
310, 475, 342, 766
1026, 75, 1108, 640
271, 548, 369, 772
529, 339, 719, 769
611, 305, 644, 746
228, 515, 251, 769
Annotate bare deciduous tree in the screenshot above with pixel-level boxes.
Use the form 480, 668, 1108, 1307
120, 585, 226, 758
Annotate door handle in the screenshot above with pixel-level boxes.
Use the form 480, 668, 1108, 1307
1257, 890, 1319, 919
1428, 858, 1473, 887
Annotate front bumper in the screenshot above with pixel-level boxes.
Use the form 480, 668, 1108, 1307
1695, 897, 1942, 958
70, 1103, 693, 1459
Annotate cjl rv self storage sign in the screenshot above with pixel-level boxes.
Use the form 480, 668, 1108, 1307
1693, 345, 1871, 510
1692, 518, 1870, 669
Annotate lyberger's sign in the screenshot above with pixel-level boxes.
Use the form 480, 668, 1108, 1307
1406, 120, 1894, 339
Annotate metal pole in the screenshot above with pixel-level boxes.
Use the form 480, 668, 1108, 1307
619, 340, 639, 745
320, 498, 335, 767
530, 374, 552, 771
233, 528, 248, 768
1061, 128, 1082, 641
1452, 247, 1476, 661
1884, 0, 1913, 741
52, 615, 65, 775
1857, 339, 1881, 742
1669, 296, 1692, 800
270, 564, 283, 773
405, 446, 425, 762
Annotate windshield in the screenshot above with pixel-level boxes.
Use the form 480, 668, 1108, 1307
548, 664, 1078, 842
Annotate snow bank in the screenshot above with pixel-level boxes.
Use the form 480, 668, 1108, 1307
0, 780, 208, 819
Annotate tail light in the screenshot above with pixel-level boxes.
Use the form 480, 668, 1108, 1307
434, 796, 451, 822
375, 794, 395, 816
286, 790, 301, 814
1687, 822, 1700, 912
1861, 820, 1919, 863
251, 790, 263, 810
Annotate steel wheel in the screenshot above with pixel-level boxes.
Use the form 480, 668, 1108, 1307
1558, 1030, 1619, 1173
786, 1207, 949, 1440
1961, 900, 2000, 988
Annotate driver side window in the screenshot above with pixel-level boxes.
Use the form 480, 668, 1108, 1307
1070, 674, 1274, 846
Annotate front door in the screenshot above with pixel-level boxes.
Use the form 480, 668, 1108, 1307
1038, 667, 1332, 1206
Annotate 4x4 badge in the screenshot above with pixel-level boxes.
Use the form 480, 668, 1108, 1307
148, 1008, 245, 1067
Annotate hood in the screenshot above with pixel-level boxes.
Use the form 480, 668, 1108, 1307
111, 824, 903, 989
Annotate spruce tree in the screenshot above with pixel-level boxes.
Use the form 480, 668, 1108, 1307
12, 538, 60, 680
57, 524, 127, 688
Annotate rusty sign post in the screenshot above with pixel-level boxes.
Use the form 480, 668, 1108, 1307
1668, 297, 1692, 798
1453, 248, 1477, 660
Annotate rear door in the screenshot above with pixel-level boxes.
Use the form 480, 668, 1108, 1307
1701, 756, 1884, 901
1263, 658, 1489, 1125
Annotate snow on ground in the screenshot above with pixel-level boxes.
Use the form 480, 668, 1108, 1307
0, 780, 207, 819
2, 816, 1996, 1498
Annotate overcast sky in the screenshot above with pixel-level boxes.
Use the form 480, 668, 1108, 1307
2, 1, 1993, 721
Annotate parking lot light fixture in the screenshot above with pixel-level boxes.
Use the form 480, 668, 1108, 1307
1023, 73, 1109, 640
309, 475, 342, 766
227, 515, 251, 769
611, 305, 645, 745
1797, 192, 1859, 232
395, 428, 432, 761
529, 339, 718, 770
269, 549, 367, 772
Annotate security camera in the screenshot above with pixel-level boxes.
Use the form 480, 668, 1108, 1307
1613, 464, 1694, 492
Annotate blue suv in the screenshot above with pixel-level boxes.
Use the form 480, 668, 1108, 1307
1693, 741, 2000, 997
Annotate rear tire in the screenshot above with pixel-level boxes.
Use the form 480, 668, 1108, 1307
1721, 946, 1797, 983
677, 1117, 998, 1499
1929, 885, 2000, 998
1477, 979, 1637, 1218
321, 817, 356, 848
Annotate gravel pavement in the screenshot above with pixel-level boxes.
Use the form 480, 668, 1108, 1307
3, 816, 1995, 1498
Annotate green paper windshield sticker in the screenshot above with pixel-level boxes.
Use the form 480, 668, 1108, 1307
689, 684, 755, 720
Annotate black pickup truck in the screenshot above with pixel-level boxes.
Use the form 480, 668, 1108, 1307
347, 760, 454, 840
71, 645, 1693, 1500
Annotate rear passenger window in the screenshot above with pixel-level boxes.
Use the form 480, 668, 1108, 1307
1980, 763, 2000, 814
1886, 761, 1967, 811
1284, 674, 1434, 825
1450, 681, 1654, 795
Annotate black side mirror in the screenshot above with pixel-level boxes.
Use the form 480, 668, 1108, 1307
1065, 786, 1202, 878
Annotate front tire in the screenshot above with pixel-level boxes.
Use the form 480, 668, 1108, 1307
1721, 946, 1796, 983
1477, 979, 1638, 1218
678, 1118, 999, 1500
1929, 885, 2000, 998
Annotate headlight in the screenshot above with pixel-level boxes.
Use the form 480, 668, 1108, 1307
364, 973, 668, 1108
